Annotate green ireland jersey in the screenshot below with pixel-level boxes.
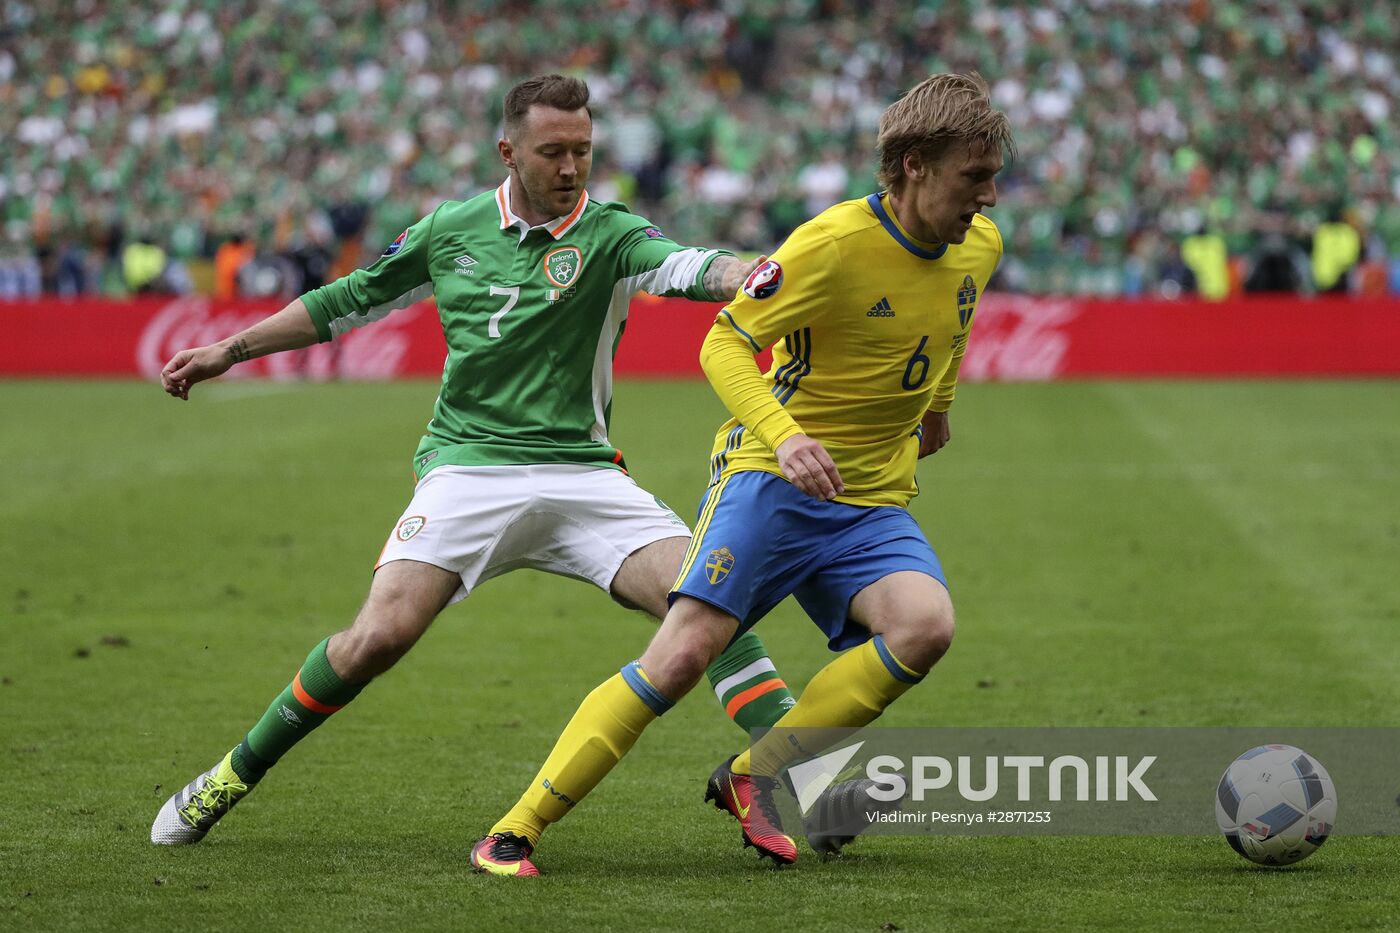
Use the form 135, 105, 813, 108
301, 178, 732, 478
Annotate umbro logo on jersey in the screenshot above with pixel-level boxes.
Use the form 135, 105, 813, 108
867, 297, 895, 317
454, 254, 477, 275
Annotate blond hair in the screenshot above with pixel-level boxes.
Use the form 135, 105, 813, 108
876, 73, 1015, 191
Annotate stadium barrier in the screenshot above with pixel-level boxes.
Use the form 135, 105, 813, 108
3, 294, 1399, 380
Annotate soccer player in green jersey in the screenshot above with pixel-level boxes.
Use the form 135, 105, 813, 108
150, 75, 804, 856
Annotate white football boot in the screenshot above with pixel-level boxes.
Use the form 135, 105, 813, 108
150, 751, 252, 844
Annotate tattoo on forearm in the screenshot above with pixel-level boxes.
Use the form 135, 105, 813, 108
226, 339, 252, 364
703, 257, 742, 300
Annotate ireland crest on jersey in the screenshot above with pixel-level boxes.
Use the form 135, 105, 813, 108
544, 246, 583, 288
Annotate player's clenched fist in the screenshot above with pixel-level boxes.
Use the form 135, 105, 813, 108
161, 345, 233, 400
918, 409, 950, 458
775, 433, 845, 500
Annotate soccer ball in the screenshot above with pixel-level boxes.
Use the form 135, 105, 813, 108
1215, 744, 1336, 866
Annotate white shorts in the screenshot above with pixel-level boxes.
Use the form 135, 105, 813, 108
376, 463, 691, 603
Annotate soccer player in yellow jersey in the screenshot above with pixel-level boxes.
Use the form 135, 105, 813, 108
472, 73, 1013, 875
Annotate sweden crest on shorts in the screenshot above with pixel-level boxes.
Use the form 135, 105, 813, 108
957, 275, 978, 328
705, 546, 736, 584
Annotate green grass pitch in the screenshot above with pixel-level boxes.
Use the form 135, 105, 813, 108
2, 378, 1397, 931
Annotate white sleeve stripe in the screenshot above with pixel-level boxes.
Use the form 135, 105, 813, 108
630, 247, 719, 296
589, 280, 634, 443
327, 282, 435, 338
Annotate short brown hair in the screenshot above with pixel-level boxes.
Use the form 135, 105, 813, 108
503, 74, 591, 138
876, 73, 1015, 191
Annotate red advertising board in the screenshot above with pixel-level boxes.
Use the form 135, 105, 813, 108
2, 294, 1398, 380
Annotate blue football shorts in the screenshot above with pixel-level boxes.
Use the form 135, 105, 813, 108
670, 470, 947, 651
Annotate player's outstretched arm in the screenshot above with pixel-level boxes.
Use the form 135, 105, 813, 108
701, 254, 766, 300
161, 298, 320, 400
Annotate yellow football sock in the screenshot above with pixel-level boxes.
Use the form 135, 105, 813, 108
490, 663, 671, 845
732, 635, 922, 778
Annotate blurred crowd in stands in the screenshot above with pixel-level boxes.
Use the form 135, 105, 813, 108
2, 0, 1397, 300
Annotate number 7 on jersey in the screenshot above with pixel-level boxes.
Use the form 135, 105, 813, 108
488, 285, 520, 338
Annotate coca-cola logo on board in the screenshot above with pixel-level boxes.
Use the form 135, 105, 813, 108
136, 298, 427, 381
960, 295, 1080, 382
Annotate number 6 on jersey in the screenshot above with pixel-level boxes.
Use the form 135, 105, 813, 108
488, 285, 520, 338
902, 336, 931, 390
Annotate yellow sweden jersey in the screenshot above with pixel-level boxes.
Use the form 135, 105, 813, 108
702, 194, 1002, 507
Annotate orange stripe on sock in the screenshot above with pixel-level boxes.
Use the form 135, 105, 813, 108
724, 678, 788, 719
292, 671, 343, 714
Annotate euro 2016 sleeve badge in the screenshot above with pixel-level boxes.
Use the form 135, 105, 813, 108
382, 229, 409, 256
742, 259, 783, 300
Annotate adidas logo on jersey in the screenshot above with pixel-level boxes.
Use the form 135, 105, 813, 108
454, 254, 477, 275
867, 297, 895, 317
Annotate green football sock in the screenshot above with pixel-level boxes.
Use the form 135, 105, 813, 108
734, 635, 922, 779
706, 630, 796, 733
229, 637, 366, 784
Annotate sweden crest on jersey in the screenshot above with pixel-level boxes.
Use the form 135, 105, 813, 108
957, 274, 978, 328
